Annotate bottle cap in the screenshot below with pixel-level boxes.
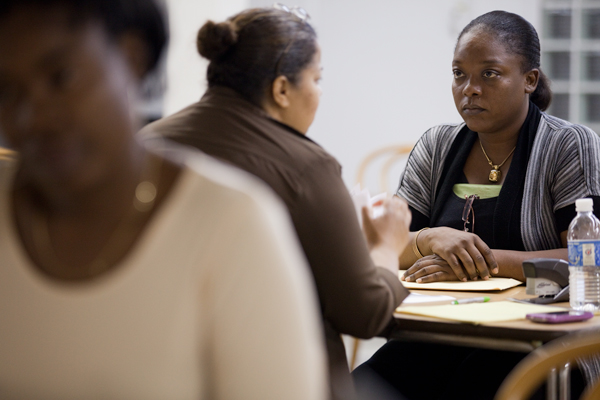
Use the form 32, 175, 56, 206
576, 198, 594, 212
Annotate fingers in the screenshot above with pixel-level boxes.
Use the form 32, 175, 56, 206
454, 248, 484, 281
444, 253, 468, 282
415, 270, 455, 283
468, 246, 491, 280
361, 205, 371, 222
402, 256, 461, 283
388, 196, 411, 225
476, 240, 498, 275
369, 197, 412, 254
426, 228, 496, 281
455, 238, 495, 280
361, 206, 378, 248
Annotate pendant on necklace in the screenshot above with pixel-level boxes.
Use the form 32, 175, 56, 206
489, 167, 501, 183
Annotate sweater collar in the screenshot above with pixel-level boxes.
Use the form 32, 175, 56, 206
202, 86, 320, 146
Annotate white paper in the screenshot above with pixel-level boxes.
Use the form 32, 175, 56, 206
349, 184, 387, 227
402, 292, 456, 304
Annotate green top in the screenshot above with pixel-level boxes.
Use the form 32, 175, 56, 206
452, 183, 502, 200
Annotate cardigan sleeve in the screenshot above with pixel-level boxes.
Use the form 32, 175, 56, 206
548, 124, 600, 211
395, 128, 436, 218
396, 124, 463, 221
522, 115, 600, 250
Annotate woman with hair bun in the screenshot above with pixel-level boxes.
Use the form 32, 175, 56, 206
354, 10, 600, 400
142, 6, 412, 400
0, 0, 327, 398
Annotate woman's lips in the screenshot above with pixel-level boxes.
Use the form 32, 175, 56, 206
462, 106, 485, 116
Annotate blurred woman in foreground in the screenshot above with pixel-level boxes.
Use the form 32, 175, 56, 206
0, 1, 326, 398
141, 6, 412, 400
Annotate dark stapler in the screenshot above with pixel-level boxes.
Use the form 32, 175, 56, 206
521, 258, 570, 304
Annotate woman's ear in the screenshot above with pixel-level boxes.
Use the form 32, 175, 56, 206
271, 75, 291, 109
119, 32, 150, 80
524, 69, 539, 94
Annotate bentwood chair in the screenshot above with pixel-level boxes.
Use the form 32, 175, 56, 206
355, 144, 414, 195
349, 143, 413, 370
495, 330, 600, 400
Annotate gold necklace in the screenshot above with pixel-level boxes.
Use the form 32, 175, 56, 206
30, 152, 162, 280
479, 140, 516, 183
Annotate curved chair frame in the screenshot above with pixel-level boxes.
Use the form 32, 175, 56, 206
349, 144, 413, 370
355, 144, 413, 195
495, 330, 600, 400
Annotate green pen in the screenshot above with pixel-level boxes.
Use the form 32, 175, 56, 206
451, 296, 491, 305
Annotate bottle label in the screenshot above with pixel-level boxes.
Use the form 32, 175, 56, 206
568, 240, 600, 266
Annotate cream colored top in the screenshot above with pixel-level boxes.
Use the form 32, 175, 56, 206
0, 155, 326, 400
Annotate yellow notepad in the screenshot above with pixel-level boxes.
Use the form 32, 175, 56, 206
395, 301, 567, 324
398, 271, 523, 291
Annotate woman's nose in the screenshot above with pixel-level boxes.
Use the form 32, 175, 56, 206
462, 77, 482, 97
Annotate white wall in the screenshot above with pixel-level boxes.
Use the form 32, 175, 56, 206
164, 0, 542, 191
164, 0, 249, 115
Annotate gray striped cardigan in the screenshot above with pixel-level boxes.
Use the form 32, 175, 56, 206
397, 112, 600, 251
397, 109, 600, 385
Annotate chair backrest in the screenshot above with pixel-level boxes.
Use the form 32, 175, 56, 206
355, 144, 413, 194
495, 331, 600, 400
582, 377, 600, 400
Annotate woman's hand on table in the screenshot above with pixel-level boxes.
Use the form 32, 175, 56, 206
401, 254, 462, 282
417, 227, 498, 282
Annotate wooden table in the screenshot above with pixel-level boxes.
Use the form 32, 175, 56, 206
390, 286, 600, 399
392, 286, 600, 351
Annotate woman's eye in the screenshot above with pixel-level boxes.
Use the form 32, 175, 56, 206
453, 70, 464, 78
483, 71, 498, 78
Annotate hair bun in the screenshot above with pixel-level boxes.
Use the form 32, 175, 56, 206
197, 20, 238, 60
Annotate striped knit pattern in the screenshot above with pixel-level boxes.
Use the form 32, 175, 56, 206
396, 113, 600, 251
397, 114, 600, 385
579, 355, 600, 386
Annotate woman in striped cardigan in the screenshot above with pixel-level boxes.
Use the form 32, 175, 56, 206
354, 10, 600, 400
397, 11, 600, 285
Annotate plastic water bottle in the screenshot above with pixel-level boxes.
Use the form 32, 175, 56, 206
568, 198, 600, 312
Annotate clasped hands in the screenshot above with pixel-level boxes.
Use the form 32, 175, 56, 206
401, 227, 499, 283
